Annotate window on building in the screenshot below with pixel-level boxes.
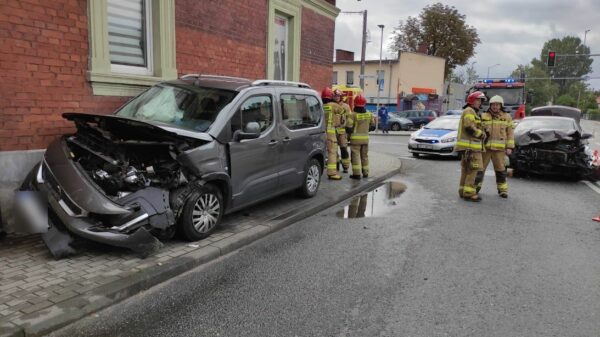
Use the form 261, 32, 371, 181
377, 70, 385, 91
280, 94, 322, 130
332, 71, 338, 85
88, 0, 177, 96
346, 71, 354, 85
108, 0, 153, 74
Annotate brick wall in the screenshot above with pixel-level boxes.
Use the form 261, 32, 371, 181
0, 0, 126, 151
0, 0, 337, 151
300, 7, 335, 92
175, 0, 267, 79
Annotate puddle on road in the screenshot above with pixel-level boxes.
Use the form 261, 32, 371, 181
336, 181, 407, 219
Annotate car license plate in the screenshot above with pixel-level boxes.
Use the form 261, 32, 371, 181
418, 144, 433, 149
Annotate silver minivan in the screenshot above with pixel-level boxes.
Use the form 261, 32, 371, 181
16, 75, 326, 257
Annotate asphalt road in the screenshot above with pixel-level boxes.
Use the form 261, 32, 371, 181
48, 135, 600, 337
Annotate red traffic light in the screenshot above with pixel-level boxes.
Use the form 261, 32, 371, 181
547, 51, 556, 67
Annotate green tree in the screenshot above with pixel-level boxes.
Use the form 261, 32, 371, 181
555, 94, 577, 107
511, 63, 559, 107
390, 3, 480, 77
541, 36, 592, 95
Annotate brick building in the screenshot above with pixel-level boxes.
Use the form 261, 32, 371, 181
0, 0, 339, 152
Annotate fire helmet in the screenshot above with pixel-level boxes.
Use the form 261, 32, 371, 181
489, 95, 504, 107
354, 94, 367, 107
321, 87, 334, 100
466, 91, 486, 105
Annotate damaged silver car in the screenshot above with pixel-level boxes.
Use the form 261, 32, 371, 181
15, 75, 326, 258
508, 107, 595, 179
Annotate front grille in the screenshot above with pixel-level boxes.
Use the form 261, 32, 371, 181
42, 162, 85, 216
536, 150, 568, 163
415, 138, 439, 144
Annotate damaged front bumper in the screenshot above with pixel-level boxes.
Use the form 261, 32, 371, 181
14, 145, 165, 258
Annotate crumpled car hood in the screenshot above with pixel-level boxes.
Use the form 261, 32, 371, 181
514, 128, 581, 146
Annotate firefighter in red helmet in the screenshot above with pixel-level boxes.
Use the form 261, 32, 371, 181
456, 91, 487, 201
346, 94, 375, 179
321, 87, 344, 180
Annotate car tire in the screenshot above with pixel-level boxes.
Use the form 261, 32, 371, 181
180, 184, 223, 241
391, 123, 401, 131
298, 158, 322, 198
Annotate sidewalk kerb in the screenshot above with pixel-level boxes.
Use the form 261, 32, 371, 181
1, 155, 402, 337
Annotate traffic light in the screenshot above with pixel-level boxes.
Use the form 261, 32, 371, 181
547, 51, 556, 67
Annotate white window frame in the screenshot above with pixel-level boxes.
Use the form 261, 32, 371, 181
88, 0, 177, 96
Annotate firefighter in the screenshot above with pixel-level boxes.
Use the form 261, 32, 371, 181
475, 95, 515, 198
333, 89, 351, 173
347, 94, 376, 179
322, 87, 344, 180
456, 91, 487, 202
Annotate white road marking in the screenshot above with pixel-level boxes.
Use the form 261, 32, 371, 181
595, 181, 600, 188
581, 180, 600, 194
399, 156, 417, 160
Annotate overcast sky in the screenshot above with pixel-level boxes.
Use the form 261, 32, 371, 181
334, 0, 599, 89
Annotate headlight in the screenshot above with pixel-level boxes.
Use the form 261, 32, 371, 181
409, 132, 417, 140
441, 137, 456, 143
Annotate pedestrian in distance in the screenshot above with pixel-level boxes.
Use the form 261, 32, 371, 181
475, 95, 515, 198
456, 91, 487, 202
378, 105, 389, 133
321, 87, 344, 180
347, 94, 376, 179
333, 89, 351, 173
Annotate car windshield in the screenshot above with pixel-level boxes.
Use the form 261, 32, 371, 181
115, 84, 237, 132
515, 118, 577, 132
424, 117, 459, 130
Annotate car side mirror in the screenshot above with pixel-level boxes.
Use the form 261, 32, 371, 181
233, 122, 261, 141
581, 132, 593, 140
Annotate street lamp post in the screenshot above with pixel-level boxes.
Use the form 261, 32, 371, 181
577, 29, 590, 110
486, 63, 500, 79
376, 24, 384, 116
584, 29, 591, 46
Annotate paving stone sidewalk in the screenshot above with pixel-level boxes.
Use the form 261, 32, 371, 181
0, 151, 401, 337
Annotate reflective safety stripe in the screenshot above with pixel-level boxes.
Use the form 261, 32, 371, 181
362, 166, 369, 170
324, 104, 336, 133
355, 114, 372, 120
486, 141, 507, 149
497, 182, 508, 192
463, 114, 478, 122
456, 140, 483, 150
463, 186, 476, 194
342, 159, 351, 164
352, 164, 361, 169
351, 135, 369, 140
474, 129, 482, 138
506, 140, 515, 146
327, 164, 337, 169
336, 127, 346, 133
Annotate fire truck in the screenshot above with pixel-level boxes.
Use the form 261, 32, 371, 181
467, 79, 526, 119
332, 84, 363, 111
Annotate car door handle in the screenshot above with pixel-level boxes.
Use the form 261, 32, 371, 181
282, 137, 291, 143
268, 140, 279, 145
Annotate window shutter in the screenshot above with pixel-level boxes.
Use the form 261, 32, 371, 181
107, 0, 147, 67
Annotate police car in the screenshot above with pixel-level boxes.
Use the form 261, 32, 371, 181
408, 115, 461, 158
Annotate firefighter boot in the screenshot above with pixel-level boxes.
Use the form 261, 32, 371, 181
328, 174, 342, 180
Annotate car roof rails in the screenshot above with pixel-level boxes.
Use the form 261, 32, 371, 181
251, 80, 311, 89
180, 74, 251, 83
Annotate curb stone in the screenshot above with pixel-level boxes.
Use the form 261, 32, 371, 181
2, 156, 402, 337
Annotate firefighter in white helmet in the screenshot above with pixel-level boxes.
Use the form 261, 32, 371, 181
475, 95, 515, 198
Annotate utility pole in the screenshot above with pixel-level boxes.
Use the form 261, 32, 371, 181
360, 10, 367, 90
340, 10, 368, 90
